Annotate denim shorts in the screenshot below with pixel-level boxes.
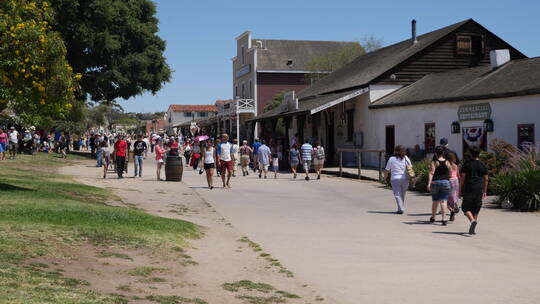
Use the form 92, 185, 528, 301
431, 180, 451, 201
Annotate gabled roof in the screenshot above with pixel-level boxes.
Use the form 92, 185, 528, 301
298, 19, 475, 98
370, 57, 540, 108
168, 105, 218, 112
253, 39, 360, 72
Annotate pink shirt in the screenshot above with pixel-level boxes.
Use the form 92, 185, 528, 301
155, 145, 164, 160
0, 132, 7, 143
450, 165, 459, 179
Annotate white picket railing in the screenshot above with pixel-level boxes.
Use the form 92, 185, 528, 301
219, 99, 255, 115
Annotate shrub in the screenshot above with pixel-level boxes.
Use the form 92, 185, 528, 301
411, 159, 431, 192
492, 147, 540, 211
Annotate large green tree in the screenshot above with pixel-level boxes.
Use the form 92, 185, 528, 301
0, 0, 77, 126
49, 0, 172, 104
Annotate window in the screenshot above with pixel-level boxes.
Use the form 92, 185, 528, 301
346, 109, 354, 142
199, 112, 207, 117
241, 83, 245, 98
518, 124, 535, 150
456, 34, 484, 56
249, 80, 252, 99
235, 86, 238, 98
241, 46, 245, 64
183, 112, 193, 117
425, 123, 436, 153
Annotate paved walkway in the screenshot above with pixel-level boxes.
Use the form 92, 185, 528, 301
181, 166, 540, 304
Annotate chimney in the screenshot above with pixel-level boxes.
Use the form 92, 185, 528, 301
490, 49, 511, 69
411, 19, 418, 44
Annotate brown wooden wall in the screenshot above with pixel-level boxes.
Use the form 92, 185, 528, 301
375, 22, 527, 85
256, 72, 309, 115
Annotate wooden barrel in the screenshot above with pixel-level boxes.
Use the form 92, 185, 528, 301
165, 155, 183, 181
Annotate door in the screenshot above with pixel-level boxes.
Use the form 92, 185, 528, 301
327, 112, 335, 162
385, 125, 395, 158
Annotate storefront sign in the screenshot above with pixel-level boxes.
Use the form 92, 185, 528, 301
235, 64, 251, 78
458, 103, 491, 121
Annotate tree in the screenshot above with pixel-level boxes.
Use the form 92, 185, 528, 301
0, 0, 77, 126
360, 35, 384, 53
263, 92, 284, 113
49, 0, 172, 104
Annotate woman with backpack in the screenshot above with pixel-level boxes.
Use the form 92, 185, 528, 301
384, 145, 414, 214
312, 141, 325, 180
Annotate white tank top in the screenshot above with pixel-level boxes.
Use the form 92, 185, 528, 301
204, 147, 215, 164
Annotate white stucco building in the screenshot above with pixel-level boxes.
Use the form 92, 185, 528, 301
164, 104, 218, 134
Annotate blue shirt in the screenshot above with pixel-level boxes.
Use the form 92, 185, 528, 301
252, 142, 261, 154
300, 143, 313, 161
257, 144, 271, 165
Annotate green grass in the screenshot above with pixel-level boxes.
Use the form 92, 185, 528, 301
146, 295, 208, 304
222, 280, 274, 293
0, 153, 200, 303
127, 267, 167, 277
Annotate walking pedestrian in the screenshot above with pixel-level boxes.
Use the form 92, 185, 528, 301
114, 135, 128, 178
155, 139, 165, 181
239, 140, 252, 176
96, 135, 104, 167
190, 142, 201, 171
427, 146, 452, 225
101, 141, 111, 179
0, 128, 7, 160
289, 144, 301, 179
300, 139, 313, 181
384, 145, 413, 214
217, 133, 235, 188
214, 138, 221, 177
257, 140, 271, 179
232, 138, 240, 177
459, 146, 488, 235
202, 140, 216, 189
8, 127, 18, 159
272, 152, 279, 179
313, 141, 325, 180
447, 151, 461, 221
58, 132, 68, 159
133, 135, 147, 177
252, 138, 261, 173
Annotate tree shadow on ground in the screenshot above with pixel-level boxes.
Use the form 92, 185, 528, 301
367, 211, 397, 215
0, 183, 35, 192
432, 231, 472, 237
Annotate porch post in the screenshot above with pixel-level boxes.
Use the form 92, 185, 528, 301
236, 112, 240, 143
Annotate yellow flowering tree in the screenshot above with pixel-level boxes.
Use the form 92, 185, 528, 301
0, 0, 78, 126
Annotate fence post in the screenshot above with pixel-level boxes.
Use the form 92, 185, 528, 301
357, 151, 361, 179
378, 151, 383, 181
339, 151, 343, 177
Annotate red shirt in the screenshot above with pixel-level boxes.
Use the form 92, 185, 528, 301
114, 140, 128, 157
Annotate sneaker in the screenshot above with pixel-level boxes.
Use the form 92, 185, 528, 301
317, 175, 321, 180
243, 172, 246, 176
246, 172, 249, 176
442, 220, 447, 226
469, 221, 477, 235
259, 173, 262, 179
429, 217, 435, 223
449, 212, 455, 222
397, 210, 404, 214
305, 176, 310, 181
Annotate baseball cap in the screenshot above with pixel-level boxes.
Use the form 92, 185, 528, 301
440, 138, 449, 145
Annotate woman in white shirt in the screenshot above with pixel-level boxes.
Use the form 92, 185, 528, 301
384, 145, 413, 214
202, 140, 216, 189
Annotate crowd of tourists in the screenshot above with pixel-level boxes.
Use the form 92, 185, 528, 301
384, 138, 488, 235
0, 126, 76, 160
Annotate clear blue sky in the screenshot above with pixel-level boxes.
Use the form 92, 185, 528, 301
118, 0, 540, 113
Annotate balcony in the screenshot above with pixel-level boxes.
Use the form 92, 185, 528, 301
219, 99, 255, 115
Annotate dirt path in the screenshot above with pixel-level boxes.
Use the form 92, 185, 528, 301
59, 158, 336, 304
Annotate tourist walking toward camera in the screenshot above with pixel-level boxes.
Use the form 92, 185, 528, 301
133, 135, 147, 177
384, 145, 413, 214
217, 133, 235, 188
300, 139, 313, 181
202, 140, 216, 189
0, 128, 7, 161
232, 138, 240, 177
58, 132, 68, 159
257, 140, 271, 179
114, 135, 128, 178
239, 140, 252, 176
459, 146, 488, 235
8, 127, 18, 159
155, 139, 165, 180
427, 146, 452, 225
313, 141, 325, 180
289, 144, 301, 178
447, 151, 461, 221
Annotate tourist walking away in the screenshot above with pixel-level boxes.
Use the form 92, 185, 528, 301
459, 146, 489, 235
447, 151, 461, 221
313, 141, 325, 180
232, 138, 240, 177
300, 139, 314, 180
114, 135, 128, 178
289, 144, 301, 178
272, 152, 279, 179
89, 134, 96, 158
0, 128, 7, 160
252, 138, 261, 172
384, 145, 413, 214
96, 135, 104, 167
257, 140, 271, 179
427, 146, 452, 225
8, 127, 18, 159
58, 132, 68, 159
239, 140, 252, 176
217, 133, 235, 188
155, 139, 165, 180
101, 141, 111, 179
133, 135, 147, 177
202, 140, 216, 189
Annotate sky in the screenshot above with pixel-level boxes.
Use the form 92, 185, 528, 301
118, 0, 540, 113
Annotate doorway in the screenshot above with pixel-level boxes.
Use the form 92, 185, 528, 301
326, 112, 335, 162
385, 125, 395, 158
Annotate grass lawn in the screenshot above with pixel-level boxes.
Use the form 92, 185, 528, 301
0, 153, 200, 303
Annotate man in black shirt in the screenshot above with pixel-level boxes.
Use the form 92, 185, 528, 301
133, 135, 148, 177
459, 146, 488, 235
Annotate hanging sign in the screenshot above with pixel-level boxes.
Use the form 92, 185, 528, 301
458, 103, 491, 121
